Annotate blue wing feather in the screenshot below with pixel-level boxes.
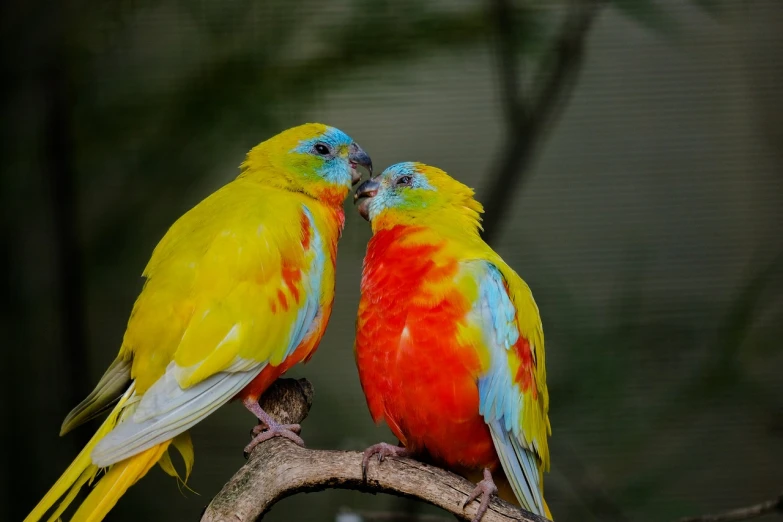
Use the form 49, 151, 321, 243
280, 206, 324, 360
465, 260, 546, 517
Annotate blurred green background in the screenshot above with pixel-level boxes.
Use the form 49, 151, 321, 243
1, 0, 782, 521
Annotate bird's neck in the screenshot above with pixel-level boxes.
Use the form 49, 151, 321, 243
370, 207, 482, 242
239, 165, 348, 212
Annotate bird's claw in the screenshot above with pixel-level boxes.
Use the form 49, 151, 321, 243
250, 422, 301, 438
462, 468, 498, 522
361, 442, 409, 481
243, 421, 304, 458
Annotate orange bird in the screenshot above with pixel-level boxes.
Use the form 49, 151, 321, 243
353, 163, 551, 521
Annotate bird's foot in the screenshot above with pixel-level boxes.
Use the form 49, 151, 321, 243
462, 468, 498, 522
244, 420, 303, 456
361, 442, 410, 481
249, 422, 301, 438
243, 398, 304, 457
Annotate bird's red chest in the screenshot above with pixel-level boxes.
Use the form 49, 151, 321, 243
355, 226, 498, 470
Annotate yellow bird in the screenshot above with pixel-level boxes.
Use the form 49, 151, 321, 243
26, 123, 372, 522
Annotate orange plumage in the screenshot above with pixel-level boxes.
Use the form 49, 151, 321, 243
354, 162, 551, 520
355, 225, 498, 472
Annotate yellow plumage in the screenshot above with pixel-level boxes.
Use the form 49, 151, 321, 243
26, 123, 369, 521
121, 180, 339, 391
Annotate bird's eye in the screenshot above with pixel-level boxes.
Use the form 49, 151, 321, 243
397, 175, 412, 186
314, 143, 331, 155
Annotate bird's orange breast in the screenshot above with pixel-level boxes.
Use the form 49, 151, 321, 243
355, 225, 498, 471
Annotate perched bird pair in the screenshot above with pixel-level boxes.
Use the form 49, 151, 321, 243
25, 123, 551, 522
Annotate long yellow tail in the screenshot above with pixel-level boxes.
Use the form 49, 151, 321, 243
24, 386, 176, 522
544, 499, 553, 520
70, 443, 169, 522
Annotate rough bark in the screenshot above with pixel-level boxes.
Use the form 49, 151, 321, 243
201, 378, 543, 522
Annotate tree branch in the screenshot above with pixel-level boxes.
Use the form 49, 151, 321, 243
337, 509, 455, 522
489, 0, 525, 125
481, 0, 602, 243
201, 378, 545, 522
678, 494, 783, 522
44, 1, 91, 440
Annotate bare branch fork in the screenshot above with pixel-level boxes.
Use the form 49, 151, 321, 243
678, 494, 783, 522
201, 379, 545, 522
481, 0, 602, 242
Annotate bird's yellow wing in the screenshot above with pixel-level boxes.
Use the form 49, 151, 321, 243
462, 257, 550, 517
91, 178, 335, 466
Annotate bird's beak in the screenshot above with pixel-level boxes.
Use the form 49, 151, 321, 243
353, 178, 381, 221
348, 143, 373, 186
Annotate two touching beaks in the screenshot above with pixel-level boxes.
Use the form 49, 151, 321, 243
26, 123, 546, 522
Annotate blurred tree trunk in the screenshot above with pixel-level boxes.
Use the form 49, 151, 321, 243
4, 3, 92, 518
481, 0, 600, 244
44, 5, 91, 421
